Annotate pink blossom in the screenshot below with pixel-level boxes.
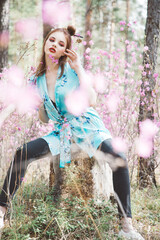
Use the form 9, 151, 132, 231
89, 40, 94, 45
144, 46, 149, 51
21, 177, 27, 183
65, 88, 89, 116
153, 73, 158, 78
119, 21, 126, 25
49, 55, 59, 64
82, 41, 87, 46
0, 31, 9, 48
5, 65, 24, 87
87, 30, 91, 37
98, 49, 108, 56
145, 63, 150, 68
85, 47, 91, 54
125, 40, 129, 44
93, 73, 106, 93
15, 18, 40, 40
139, 119, 158, 139
139, 65, 144, 71
136, 137, 153, 158
96, 56, 100, 60
106, 93, 120, 113
112, 137, 127, 153
120, 27, 124, 31
142, 71, 147, 76
85, 55, 91, 60
0, 82, 41, 113
42, 1, 71, 26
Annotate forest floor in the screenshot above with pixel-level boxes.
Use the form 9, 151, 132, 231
0, 157, 160, 240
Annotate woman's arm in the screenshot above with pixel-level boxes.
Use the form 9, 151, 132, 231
64, 49, 97, 107
75, 66, 97, 107
38, 102, 49, 123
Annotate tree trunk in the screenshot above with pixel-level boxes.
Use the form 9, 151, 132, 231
137, 0, 160, 188
83, 0, 92, 69
124, 0, 129, 83
0, 0, 9, 72
109, 0, 116, 68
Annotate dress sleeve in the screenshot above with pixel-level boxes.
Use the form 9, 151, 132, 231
67, 64, 80, 88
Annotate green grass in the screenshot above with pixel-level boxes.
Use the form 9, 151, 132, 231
1, 182, 160, 240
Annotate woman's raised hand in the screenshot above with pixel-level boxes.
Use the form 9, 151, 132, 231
64, 49, 81, 72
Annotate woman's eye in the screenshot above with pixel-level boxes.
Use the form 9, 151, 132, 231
60, 44, 64, 47
50, 38, 55, 42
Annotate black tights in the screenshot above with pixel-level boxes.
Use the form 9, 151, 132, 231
0, 138, 131, 218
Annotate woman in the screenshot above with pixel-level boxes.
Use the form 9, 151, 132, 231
0, 26, 144, 239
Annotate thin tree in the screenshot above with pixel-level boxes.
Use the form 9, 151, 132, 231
138, 0, 160, 188
0, 0, 9, 72
124, 0, 129, 83
83, 0, 92, 68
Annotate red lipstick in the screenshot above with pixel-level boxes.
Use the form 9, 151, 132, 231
49, 47, 56, 53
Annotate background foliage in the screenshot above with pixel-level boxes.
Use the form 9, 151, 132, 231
0, 0, 160, 239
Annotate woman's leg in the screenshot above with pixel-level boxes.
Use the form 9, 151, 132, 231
100, 138, 132, 218
0, 138, 50, 208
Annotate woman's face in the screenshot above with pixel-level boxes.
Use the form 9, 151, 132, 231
44, 31, 67, 59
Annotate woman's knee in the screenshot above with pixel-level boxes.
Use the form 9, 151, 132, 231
100, 139, 127, 162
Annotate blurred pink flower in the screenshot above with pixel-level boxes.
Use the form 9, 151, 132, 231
98, 49, 109, 56
153, 73, 158, 78
85, 47, 91, 54
15, 18, 40, 40
144, 46, 149, 51
112, 137, 127, 153
65, 88, 89, 116
93, 72, 106, 93
139, 65, 143, 70
106, 93, 120, 113
125, 40, 129, 44
87, 30, 91, 37
85, 55, 91, 60
136, 137, 153, 158
0, 69, 41, 113
145, 63, 150, 68
0, 31, 9, 48
49, 55, 59, 64
142, 71, 147, 76
139, 119, 158, 139
120, 27, 124, 31
119, 21, 126, 25
5, 65, 24, 87
82, 41, 87, 46
42, 0, 71, 26
89, 40, 94, 45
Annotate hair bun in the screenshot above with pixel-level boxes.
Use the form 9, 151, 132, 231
67, 25, 76, 36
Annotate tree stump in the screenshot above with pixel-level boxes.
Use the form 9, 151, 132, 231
49, 147, 114, 204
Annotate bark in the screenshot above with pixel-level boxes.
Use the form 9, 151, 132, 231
138, 0, 160, 188
0, 0, 9, 72
83, 0, 92, 68
124, 0, 129, 83
109, 0, 116, 68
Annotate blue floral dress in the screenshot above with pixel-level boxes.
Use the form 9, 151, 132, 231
29, 63, 111, 167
